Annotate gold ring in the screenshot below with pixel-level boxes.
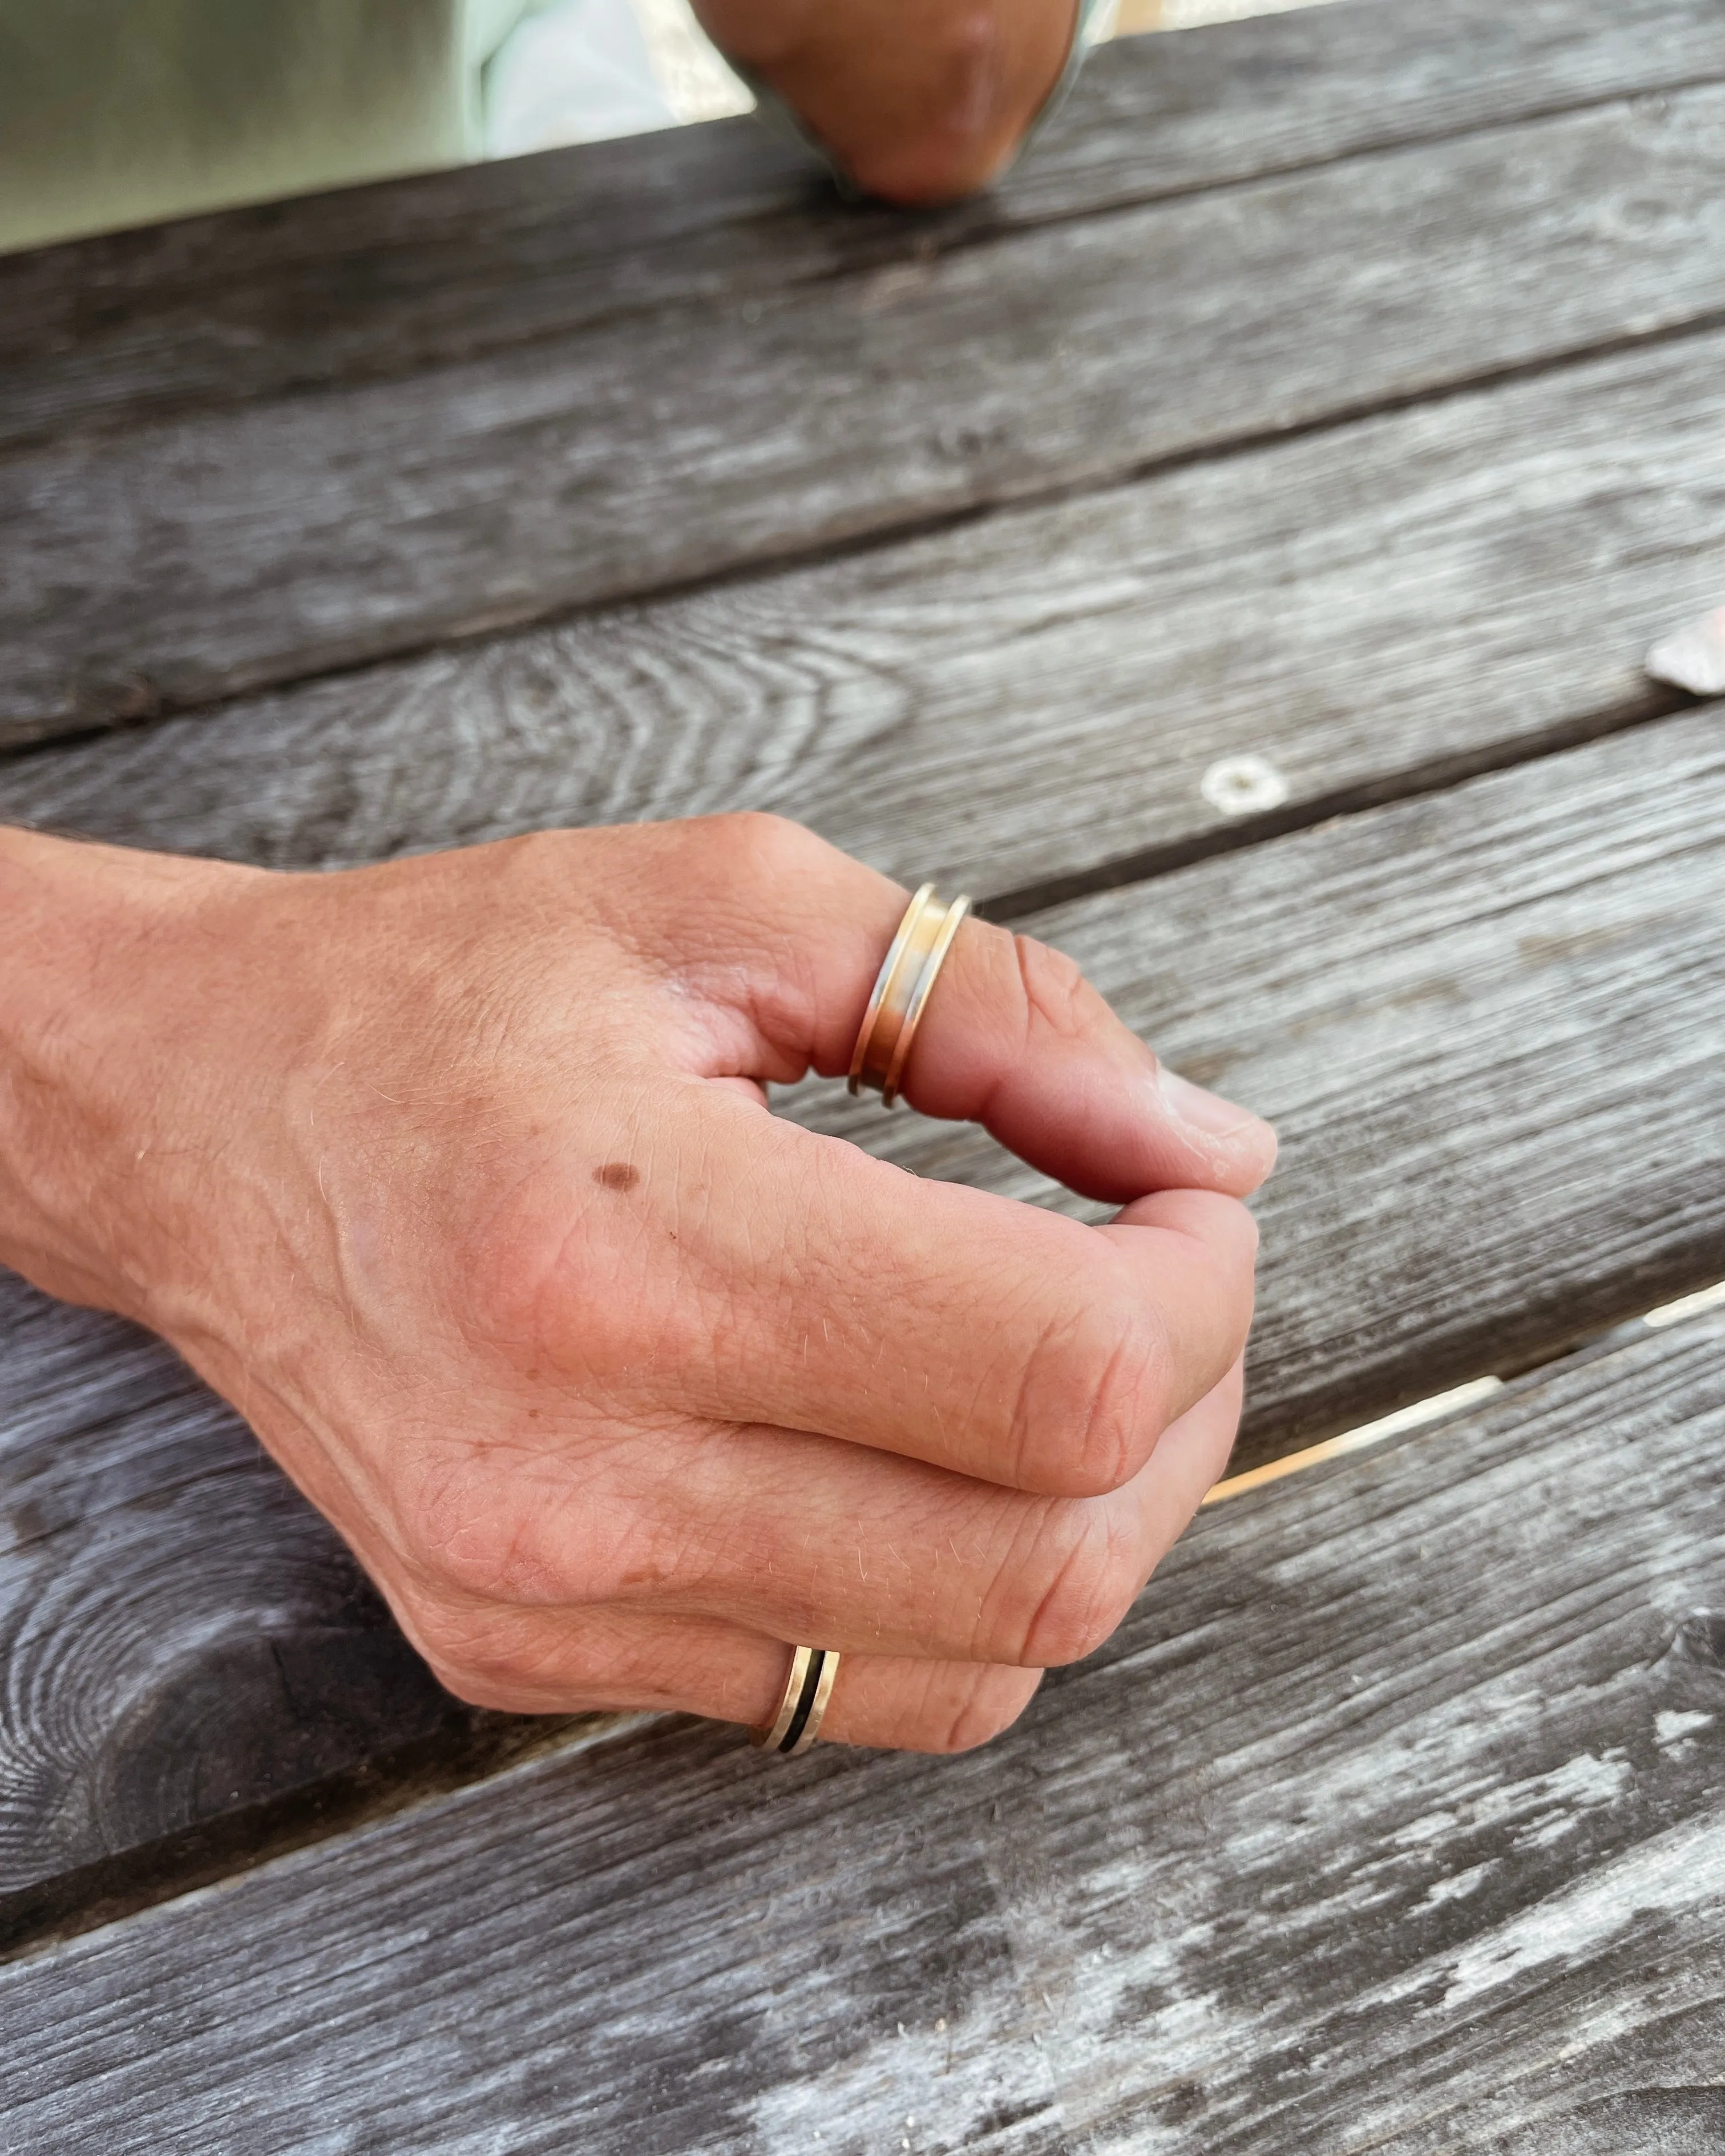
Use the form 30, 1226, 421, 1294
848, 883, 972, 1107
752, 1645, 840, 1758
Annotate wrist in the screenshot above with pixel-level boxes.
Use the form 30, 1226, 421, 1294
0, 828, 241, 1319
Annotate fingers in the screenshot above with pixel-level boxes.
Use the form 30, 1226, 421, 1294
647, 815, 1274, 1204
635, 1102, 1257, 1492
401, 1593, 1044, 1754
900, 913, 1279, 1203
392, 1359, 1244, 1670
709, 1354, 1242, 1665
1122, 1350, 1245, 1564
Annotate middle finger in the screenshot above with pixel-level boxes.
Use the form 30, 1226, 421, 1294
557, 1087, 1258, 1498
453, 1357, 1244, 1668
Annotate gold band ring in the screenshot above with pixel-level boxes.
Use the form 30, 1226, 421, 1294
752, 1645, 841, 1758
848, 883, 972, 1108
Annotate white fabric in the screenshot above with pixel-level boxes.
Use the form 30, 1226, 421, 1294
483, 0, 677, 153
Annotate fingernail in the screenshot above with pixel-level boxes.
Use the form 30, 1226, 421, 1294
1157, 1065, 1272, 1146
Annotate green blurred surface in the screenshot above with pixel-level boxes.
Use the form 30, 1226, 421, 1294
0, 0, 535, 253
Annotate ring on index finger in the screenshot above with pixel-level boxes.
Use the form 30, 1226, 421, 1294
848, 883, 971, 1108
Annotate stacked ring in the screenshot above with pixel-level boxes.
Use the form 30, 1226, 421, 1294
753, 1645, 841, 1758
848, 883, 972, 1107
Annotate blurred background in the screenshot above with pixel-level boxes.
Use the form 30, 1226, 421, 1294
0, 0, 1347, 254
487, 0, 1346, 153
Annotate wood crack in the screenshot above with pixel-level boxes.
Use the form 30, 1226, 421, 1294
983, 683, 1704, 920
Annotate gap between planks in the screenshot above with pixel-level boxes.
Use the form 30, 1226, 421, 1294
12, 67, 1725, 746
1209, 1280, 1725, 1500
7, 1277, 1717, 1969
387, 66, 1725, 369
9, 1301, 1725, 2156
9, 297, 1720, 780
985, 679, 1705, 922
5, 327, 1719, 980
7, 0, 1722, 457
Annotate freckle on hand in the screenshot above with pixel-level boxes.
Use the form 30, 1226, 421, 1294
593, 1162, 641, 1192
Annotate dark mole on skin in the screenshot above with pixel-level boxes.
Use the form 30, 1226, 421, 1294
594, 1162, 641, 1192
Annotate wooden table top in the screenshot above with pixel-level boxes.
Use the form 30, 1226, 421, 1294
3, 1, 1724, 2144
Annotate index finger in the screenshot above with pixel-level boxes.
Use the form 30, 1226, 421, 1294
684, 818, 1277, 1204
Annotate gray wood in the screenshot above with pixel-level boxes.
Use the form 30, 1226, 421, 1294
0, 1284, 589, 1955
4, 710, 1721, 1950
6, 330, 1721, 904
5, 0, 1720, 455
10, 81, 1725, 745
6, 1305, 1725, 2153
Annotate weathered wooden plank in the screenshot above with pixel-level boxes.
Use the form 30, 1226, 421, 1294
3, 331, 1720, 901
6, 1307, 1725, 2151
0, 1283, 588, 1955
9, 81, 1725, 745
3, 710, 1720, 1950
5, 0, 1719, 455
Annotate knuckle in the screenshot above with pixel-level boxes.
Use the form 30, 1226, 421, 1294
704, 810, 827, 885
1011, 933, 1096, 1048
391, 1454, 498, 1589
451, 1196, 562, 1350
1012, 1290, 1170, 1496
392, 1453, 585, 1605
454, 1183, 670, 1404
1011, 1506, 1143, 1668
399, 1486, 532, 1604
405, 1593, 544, 1706
393, 1435, 676, 1612
453, 1181, 584, 1353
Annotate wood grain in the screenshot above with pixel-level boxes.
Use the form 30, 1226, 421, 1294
5, 330, 1723, 904
3, 0, 1719, 455
9, 82, 1725, 745
0, 1284, 587, 1954
6, 1308, 1725, 2151
3, 711, 1721, 1947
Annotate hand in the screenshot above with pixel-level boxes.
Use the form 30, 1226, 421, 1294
0, 816, 1274, 1752
694, 0, 1082, 204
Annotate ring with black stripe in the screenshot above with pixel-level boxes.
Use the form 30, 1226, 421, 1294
752, 1645, 841, 1757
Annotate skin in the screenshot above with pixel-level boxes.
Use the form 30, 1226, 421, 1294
693, 0, 1084, 204
0, 816, 1274, 1752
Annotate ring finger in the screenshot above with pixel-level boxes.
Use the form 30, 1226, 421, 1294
400, 1595, 1045, 1754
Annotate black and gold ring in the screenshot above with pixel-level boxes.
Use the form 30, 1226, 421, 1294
752, 1645, 840, 1758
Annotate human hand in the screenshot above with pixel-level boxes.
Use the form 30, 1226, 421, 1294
694, 0, 1082, 204
0, 816, 1274, 1752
